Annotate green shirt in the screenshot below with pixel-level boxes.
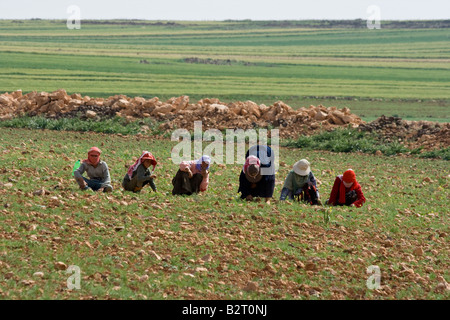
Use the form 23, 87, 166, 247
283, 170, 309, 191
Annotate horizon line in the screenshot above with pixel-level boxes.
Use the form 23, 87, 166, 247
1, 18, 449, 21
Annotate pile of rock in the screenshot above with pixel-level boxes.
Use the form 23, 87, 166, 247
158, 99, 363, 139
2, 89, 448, 150
359, 115, 450, 151
0, 89, 363, 138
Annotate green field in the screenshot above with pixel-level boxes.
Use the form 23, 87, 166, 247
0, 20, 449, 301
0, 19, 449, 121
0, 128, 448, 300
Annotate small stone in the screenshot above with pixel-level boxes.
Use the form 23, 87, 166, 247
139, 275, 149, 282
183, 273, 195, 278
33, 272, 44, 278
201, 254, 212, 262
243, 281, 258, 292
434, 282, 449, 293
149, 250, 161, 260
85, 110, 97, 119
305, 262, 318, 272
264, 264, 276, 274
21, 280, 35, 286
54, 261, 67, 271
413, 247, 424, 256
33, 188, 46, 196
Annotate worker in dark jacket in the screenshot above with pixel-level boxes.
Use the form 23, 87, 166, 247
238, 155, 275, 203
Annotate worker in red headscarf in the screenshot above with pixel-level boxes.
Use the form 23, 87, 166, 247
73, 147, 113, 192
326, 169, 365, 207
122, 151, 158, 193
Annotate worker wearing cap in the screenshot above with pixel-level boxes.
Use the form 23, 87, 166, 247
279, 159, 320, 204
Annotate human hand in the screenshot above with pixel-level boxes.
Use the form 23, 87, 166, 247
150, 174, 156, 179
76, 178, 87, 190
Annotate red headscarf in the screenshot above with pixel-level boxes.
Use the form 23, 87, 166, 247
83, 147, 102, 166
127, 151, 157, 179
339, 169, 360, 204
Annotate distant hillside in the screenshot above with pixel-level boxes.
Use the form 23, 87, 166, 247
9, 19, 450, 29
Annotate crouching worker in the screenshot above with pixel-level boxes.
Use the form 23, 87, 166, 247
74, 147, 113, 192
172, 155, 211, 195
122, 151, 157, 193
327, 169, 365, 207
279, 159, 321, 205
238, 155, 274, 203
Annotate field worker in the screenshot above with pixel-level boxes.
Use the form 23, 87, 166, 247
122, 151, 157, 193
246, 145, 275, 176
279, 159, 321, 205
74, 147, 113, 192
172, 155, 211, 195
238, 155, 275, 203
327, 169, 366, 207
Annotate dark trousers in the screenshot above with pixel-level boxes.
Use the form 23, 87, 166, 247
82, 177, 113, 191
172, 170, 203, 195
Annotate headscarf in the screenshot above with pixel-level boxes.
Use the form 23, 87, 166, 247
196, 155, 211, 171
339, 169, 360, 204
83, 147, 102, 166
243, 155, 260, 174
243, 155, 262, 183
127, 151, 157, 179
